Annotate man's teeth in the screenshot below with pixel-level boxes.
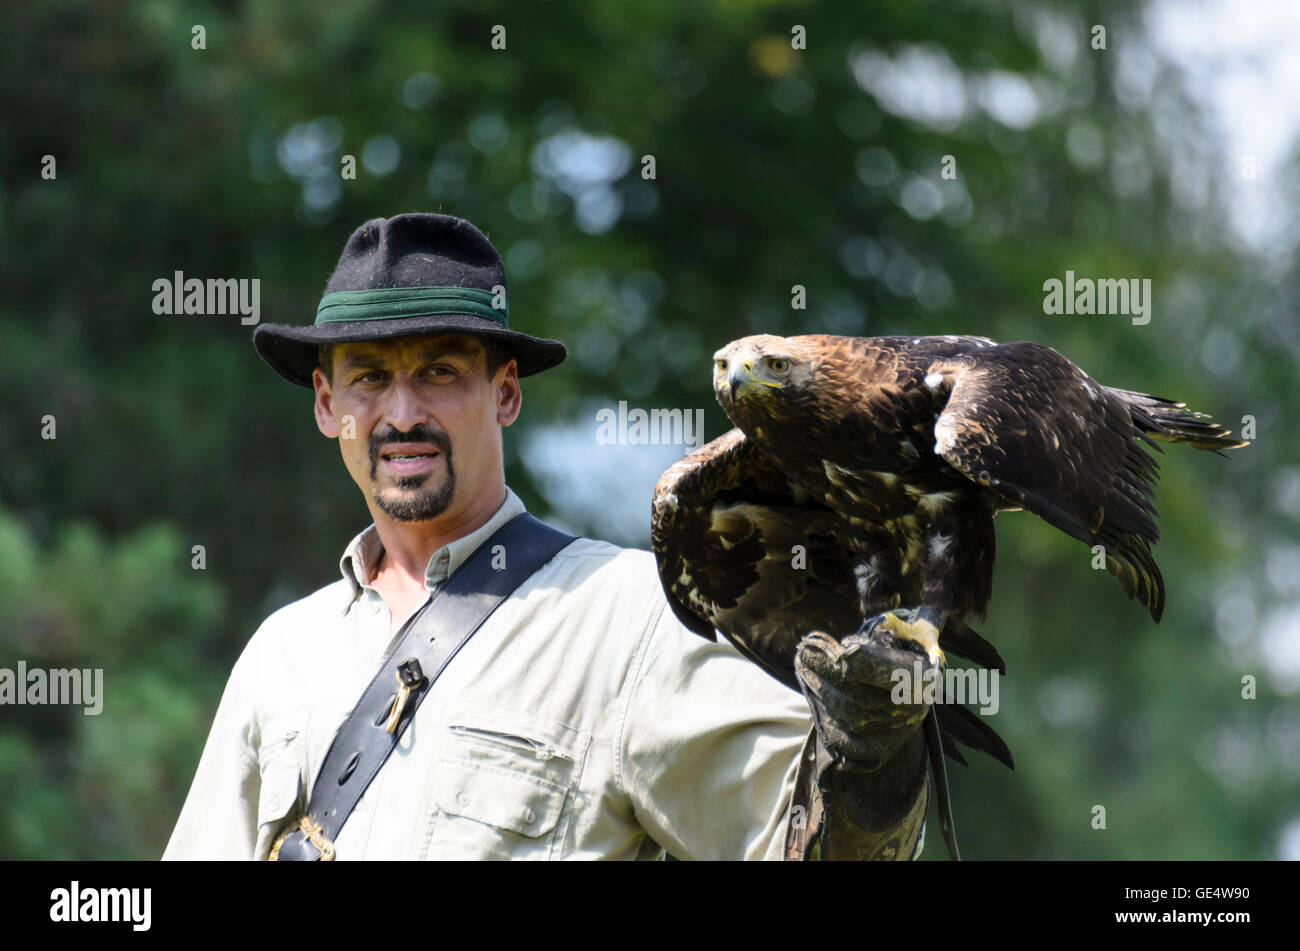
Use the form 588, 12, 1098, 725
388, 453, 432, 459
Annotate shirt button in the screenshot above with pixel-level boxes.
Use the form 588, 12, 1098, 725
522, 807, 535, 824
456, 791, 471, 807
367, 602, 381, 615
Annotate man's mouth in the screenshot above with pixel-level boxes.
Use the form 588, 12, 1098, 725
379, 445, 441, 474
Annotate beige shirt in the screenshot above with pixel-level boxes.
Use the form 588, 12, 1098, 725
162, 488, 818, 860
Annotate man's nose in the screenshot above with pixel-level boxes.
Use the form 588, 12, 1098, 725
380, 375, 427, 433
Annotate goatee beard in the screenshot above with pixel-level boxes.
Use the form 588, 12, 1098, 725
369, 423, 456, 522
374, 470, 456, 522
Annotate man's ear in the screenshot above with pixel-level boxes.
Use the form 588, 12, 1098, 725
496, 359, 522, 427
313, 367, 341, 438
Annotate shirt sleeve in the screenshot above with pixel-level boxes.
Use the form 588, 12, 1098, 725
617, 599, 814, 860
161, 640, 263, 860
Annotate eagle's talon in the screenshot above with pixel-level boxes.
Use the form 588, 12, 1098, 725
836, 635, 866, 658
799, 630, 848, 676
801, 630, 843, 657
870, 611, 946, 668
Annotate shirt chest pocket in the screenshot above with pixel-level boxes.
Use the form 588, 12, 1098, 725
254, 707, 309, 859
424, 705, 589, 860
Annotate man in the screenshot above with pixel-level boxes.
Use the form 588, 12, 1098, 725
163, 212, 934, 861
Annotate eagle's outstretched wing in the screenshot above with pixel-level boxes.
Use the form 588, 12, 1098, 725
929, 341, 1246, 621
651, 428, 860, 677
652, 427, 1013, 769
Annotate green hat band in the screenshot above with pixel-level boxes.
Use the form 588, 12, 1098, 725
315, 286, 507, 327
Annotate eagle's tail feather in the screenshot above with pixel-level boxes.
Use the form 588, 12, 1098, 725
942, 738, 969, 768
1112, 388, 1249, 451
934, 699, 1015, 770
940, 620, 1006, 675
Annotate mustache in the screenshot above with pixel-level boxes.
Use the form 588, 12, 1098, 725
369, 424, 452, 471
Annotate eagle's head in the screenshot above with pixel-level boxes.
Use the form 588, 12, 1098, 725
712, 335, 816, 430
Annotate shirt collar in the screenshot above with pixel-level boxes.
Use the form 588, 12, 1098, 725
337, 487, 528, 610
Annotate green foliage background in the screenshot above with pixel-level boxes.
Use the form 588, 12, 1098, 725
1, 0, 1295, 859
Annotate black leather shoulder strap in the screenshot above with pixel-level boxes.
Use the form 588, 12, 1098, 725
270, 512, 576, 861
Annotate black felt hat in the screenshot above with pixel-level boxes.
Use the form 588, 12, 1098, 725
254, 213, 567, 386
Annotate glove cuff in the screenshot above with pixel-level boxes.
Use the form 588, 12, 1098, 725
783, 725, 928, 861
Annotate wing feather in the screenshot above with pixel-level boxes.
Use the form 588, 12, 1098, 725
651, 428, 859, 682
931, 342, 1172, 619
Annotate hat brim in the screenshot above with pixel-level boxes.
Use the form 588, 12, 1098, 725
253, 313, 568, 387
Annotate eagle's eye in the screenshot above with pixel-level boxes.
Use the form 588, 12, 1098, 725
715, 358, 728, 373
766, 357, 791, 374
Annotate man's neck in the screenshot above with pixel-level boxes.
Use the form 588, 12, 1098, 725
368, 483, 508, 590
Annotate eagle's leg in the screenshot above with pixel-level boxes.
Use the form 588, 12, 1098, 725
867, 606, 947, 668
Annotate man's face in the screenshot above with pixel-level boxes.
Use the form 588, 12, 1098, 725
311, 333, 521, 525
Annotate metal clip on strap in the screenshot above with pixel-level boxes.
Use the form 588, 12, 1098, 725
384, 660, 425, 734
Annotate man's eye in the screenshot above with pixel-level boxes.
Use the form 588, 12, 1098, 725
353, 371, 384, 384
424, 364, 455, 377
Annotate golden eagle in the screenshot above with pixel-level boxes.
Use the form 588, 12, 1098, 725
651, 333, 1245, 855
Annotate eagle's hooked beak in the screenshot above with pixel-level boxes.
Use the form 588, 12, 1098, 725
728, 360, 754, 398
728, 358, 782, 399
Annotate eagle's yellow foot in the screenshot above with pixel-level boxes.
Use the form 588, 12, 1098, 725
874, 612, 945, 668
